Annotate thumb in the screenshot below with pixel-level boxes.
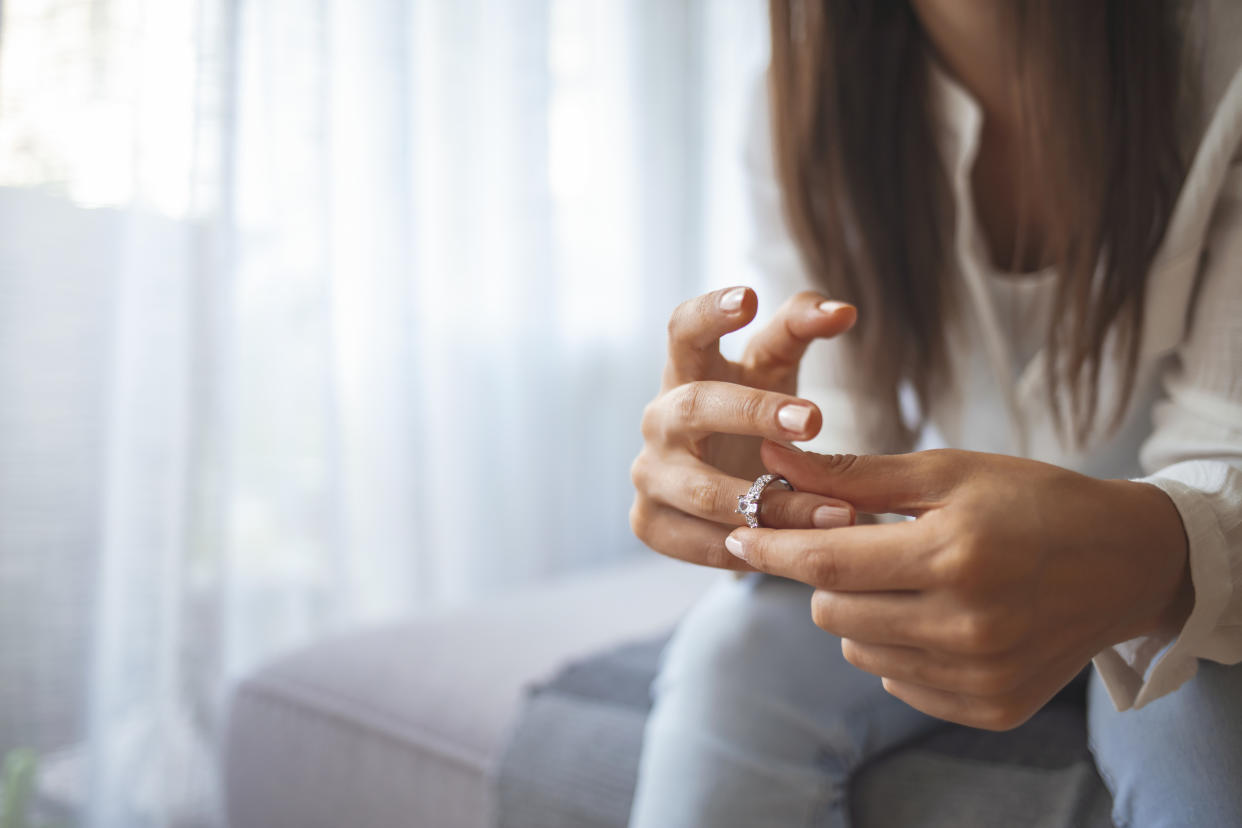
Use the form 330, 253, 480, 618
760, 441, 959, 516
740, 292, 856, 385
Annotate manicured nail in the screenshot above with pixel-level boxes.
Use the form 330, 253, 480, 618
812, 505, 852, 529
720, 287, 746, 312
765, 439, 804, 454
768, 439, 804, 453
725, 534, 746, 560
777, 403, 813, 434
818, 300, 849, 314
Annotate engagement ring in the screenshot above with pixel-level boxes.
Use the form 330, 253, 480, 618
736, 473, 793, 528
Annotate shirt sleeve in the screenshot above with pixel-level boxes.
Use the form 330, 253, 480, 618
1092, 160, 1242, 711
741, 76, 908, 458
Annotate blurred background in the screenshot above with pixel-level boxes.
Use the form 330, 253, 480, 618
0, 0, 770, 824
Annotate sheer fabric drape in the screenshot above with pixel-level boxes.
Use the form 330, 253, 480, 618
0, 0, 766, 824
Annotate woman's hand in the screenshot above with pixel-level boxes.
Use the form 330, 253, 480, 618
630, 287, 859, 570
726, 441, 1194, 729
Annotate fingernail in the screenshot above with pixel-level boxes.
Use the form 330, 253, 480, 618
720, 287, 746, 312
777, 403, 812, 434
768, 439, 804, 453
725, 534, 746, 560
812, 505, 852, 529
818, 300, 849, 314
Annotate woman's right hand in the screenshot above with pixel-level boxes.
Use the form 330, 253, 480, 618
629, 286, 859, 570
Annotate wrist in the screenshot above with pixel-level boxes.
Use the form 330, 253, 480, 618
1109, 479, 1194, 642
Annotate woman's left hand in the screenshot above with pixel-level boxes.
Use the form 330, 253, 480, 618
725, 441, 1194, 730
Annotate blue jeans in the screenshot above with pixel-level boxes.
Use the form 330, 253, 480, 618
629, 575, 1242, 828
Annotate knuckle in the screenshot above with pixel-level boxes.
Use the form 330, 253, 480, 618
946, 543, 988, 590
760, 493, 800, 527
667, 293, 719, 345
737, 389, 766, 426
810, 590, 834, 632
957, 613, 993, 654
956, 610, 1010, 656
687, 478, 721, 514
809, 588, 849, 635
971, 661, 1026, 697
958, 668, 990, 697
840, 638, 868, 671
926, 548, 959, 587
666, 299, 694, 340
970, 674, 1011, 698
673, 382, 704, 425
976, 701, 1030, 732
628, 497, 653, 542
809, 550, 841, 589
994, 601, 1030, 647
821, 453, 862, 474
629, 453, 647, 491
700, 541, 739, 570
639, 400, 662, 442
959, 659, 1008, 697
915, 449, 964, 501
923, 448, 962, 474
932, 524, 988, 589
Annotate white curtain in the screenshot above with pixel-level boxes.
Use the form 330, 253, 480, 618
0, 0, 768, 824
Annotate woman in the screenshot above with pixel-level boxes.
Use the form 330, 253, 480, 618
627, 1, 1242, 826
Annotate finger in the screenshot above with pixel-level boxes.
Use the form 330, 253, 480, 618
808, 589, 946, 648
816, 588, 1039, 660
880, 642, 1090, 730
646, 381, 823, 443
880, 677, 1047, 732
629, 497, 756, 571
663, 287, 757, 388
840, 639, 1032, 698
636, 456, 855, 528
760, 442, 966, 516
724, 521, 934, 591
813, 590, 991, 652
741, 291, 857, 383
810, 590, 1027, 656
879, 679, 1014, 730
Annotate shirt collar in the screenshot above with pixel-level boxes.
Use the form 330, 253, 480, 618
926, 53, 985, 186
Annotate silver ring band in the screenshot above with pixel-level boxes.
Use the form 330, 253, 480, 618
736, 473, 793, 528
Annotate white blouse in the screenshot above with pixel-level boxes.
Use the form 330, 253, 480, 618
745, 0, 1242, 711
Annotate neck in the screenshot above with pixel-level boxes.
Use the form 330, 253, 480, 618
909, 0, 1020, 133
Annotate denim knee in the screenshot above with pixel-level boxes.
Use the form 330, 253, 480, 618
630, 576, 856, 828
1087, 661, 1242, 828
653, 575, 819, 703
630, 575, 937, 828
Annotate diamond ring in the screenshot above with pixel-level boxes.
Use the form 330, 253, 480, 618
736, 473, 794, 528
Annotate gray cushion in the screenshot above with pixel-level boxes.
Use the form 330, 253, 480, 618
496, 637, 1116, 828
222, 558, 718, 828
496, 637, 665, 828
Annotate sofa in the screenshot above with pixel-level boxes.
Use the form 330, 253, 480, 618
222, 556, 1116, 827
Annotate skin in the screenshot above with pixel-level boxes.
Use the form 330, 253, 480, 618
630, 1, 1195, 730
633, 287, 1192, 729
914, 0, 1052, 270
630, 287, 861, 571
726, 444, 1192, 731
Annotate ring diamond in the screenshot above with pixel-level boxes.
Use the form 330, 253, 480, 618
736, 473, 794, 528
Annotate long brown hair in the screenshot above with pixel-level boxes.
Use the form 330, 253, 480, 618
768, 0, 1186, 449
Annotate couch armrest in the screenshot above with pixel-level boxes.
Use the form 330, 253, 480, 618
222, 556, 717, 828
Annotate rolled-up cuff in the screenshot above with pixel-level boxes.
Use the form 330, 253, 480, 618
1093, 463, 1237, 710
